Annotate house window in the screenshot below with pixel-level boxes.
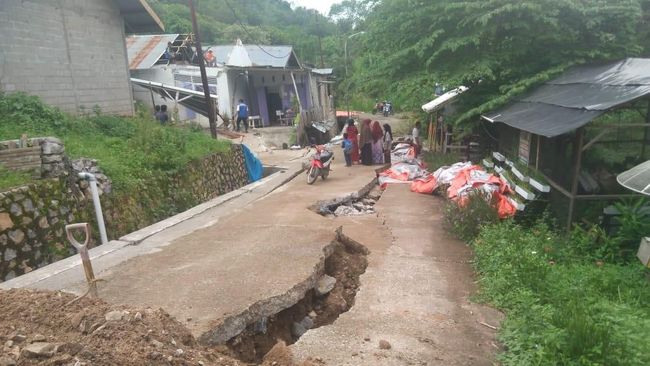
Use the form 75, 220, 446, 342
272, 76, 276, 82
282, 74, 286, 81
261, 76, 265, 84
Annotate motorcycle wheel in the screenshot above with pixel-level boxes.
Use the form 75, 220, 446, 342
307, 166, 319, 184
321, 169, 329, 180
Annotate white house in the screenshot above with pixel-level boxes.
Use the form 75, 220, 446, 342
127, 36, 333, 127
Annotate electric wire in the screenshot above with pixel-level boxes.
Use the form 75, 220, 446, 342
222, 0, 293, 59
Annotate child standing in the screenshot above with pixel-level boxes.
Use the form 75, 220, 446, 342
342, 133, 353, 167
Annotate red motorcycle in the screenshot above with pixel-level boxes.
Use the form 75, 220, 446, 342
306, 145, 334, 184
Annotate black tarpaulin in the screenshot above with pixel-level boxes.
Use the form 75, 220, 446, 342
482, 58, 650, 137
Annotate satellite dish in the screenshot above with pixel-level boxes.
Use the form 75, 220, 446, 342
617, 160, 650, 196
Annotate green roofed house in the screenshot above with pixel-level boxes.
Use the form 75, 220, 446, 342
0, 0, 164, 116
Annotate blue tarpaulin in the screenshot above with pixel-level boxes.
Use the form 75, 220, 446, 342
241, 144, 263, 182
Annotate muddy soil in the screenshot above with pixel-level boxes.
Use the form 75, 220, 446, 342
0, 288, 244, 366
225, 236, 368, 364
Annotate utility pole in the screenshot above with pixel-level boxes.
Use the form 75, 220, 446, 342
189, 0, 218, 139
316, 12, 325, 68
344, 31, 365, 118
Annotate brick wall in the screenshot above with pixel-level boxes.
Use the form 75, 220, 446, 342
0, 137, 66, 178
0, 0, 134, 115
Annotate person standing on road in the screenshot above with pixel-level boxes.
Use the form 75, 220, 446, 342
342, 132, 353, 167
371, 120, 384, 164
412, 121, 422, 156
344, 119, 360, 163
359, 119, 373, 165
383, 123, 393, 164
236, 99, 249, 133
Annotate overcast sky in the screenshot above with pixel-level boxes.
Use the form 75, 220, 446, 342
290, 0, 341, 15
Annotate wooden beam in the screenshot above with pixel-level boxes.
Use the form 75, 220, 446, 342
581, 129, 611, 152
537, 170, 573, 198
642, 99, 650, 158
590, 123, 650, 129
575, 193, 644, 201
567, 127, 585, 230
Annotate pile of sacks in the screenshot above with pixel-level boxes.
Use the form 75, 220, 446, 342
378, 146, 517, 218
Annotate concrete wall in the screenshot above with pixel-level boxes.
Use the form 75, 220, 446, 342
0, 0, 134, 115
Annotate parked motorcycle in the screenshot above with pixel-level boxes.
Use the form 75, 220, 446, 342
306, 145, 334, 184
383, 102, 392, 117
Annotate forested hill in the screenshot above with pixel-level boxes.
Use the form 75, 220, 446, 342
148, 0, 344, 67
150, 0, 650, 123
348, 0, 650, 121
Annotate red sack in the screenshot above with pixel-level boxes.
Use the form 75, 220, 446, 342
410, 175, 437, 194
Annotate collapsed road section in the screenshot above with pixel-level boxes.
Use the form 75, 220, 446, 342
208, 228, 369, 363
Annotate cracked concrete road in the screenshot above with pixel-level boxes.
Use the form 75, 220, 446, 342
49, 145, 386, 343
6, 113, 502, 364
290, 184, 503, 365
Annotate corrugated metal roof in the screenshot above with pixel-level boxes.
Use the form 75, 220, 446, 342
482, 58, 650, 137
126, 34, 180, 70
206, 44, 299, 68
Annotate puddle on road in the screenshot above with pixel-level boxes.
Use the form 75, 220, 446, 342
223, 230, 369, 364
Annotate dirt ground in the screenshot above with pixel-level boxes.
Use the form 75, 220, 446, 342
0, 288, 245, 365
0, 289, 319, 366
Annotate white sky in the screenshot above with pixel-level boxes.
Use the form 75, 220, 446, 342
290, 0, 341, 15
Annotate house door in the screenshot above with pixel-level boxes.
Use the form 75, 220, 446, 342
266, 92, 283, 124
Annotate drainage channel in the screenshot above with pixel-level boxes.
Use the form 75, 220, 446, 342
222, 229, 369, 364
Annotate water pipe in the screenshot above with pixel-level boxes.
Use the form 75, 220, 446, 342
78, 172, 108, 245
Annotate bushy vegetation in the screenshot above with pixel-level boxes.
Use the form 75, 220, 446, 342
0, 92, 229, 191
472, 220, 650, 365
442, 193, 650, 365
444, 192, 501, 242
346, 0, 650, 122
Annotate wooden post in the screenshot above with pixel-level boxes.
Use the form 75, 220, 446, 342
566, 127, 585, 231
535, 134, 541, 170
641, 99, 650, 159
188, 0, 217, 138
428, 113, 435, 151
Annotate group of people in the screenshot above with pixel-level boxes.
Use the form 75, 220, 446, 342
154, 105, 169, 124
341, 119, 393, 167
162, 40, 217, 67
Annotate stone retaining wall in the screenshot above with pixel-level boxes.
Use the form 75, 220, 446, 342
0, 137, 66, 178
0, 145, 249, 281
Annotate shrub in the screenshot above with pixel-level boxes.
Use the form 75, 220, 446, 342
472, 221, 650, 365
444, 191, 500, 241
0, 92, 230, 191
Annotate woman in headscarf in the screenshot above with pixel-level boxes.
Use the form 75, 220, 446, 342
371, 120, 384, 164
344, 119, 360, 163
359, 119, 373, 165
383, 123, 393, 164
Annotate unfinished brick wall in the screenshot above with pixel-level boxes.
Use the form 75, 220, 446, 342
0, 137, 66, 178
0, 0, 134, 115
